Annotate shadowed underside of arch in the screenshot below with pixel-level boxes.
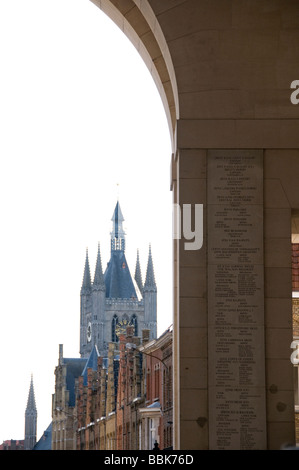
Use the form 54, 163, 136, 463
89, 0, 299, 452
90, 0, 180, 449
90, 0, 178, 150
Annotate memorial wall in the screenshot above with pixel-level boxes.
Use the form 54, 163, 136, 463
208, 150, 266, 449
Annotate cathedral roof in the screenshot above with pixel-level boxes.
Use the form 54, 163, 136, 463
104, 250, 139, 300
81, 201, 146, 301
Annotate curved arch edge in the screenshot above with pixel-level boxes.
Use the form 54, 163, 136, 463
90, 0, 179, 151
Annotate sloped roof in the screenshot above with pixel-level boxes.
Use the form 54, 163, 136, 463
104, 250, 138, 299
63, 358, 87, 406
147, 401, 161, 409
81, 345, 100, 386
33, 423, 52, 451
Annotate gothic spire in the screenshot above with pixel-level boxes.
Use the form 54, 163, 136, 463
81, 248, 92, 294
134, 249, 143, 294
24, 374, 37, 450
110, 201, 125, 252
144, 245, 157, 291
93, 243, 105, 291
26, 374, 37, 413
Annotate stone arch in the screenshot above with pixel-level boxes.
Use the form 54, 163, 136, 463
91, 0, 179, 150
89, 0, 299, 452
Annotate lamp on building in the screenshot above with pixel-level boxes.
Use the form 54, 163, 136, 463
125, 342, 169, 371
55, 406, 76, 418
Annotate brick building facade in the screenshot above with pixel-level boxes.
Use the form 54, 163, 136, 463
0, 440, 24, 450
52, 345, 86, 450
52, 326, 173, 450
138, 327, 173, 450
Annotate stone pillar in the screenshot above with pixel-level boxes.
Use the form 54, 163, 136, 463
176, 148, 209, 450
175, 143, 297, 449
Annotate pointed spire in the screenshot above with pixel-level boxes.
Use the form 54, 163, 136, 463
144, 245, 157, 291
110, 201, 126, 252
134, 249, 143, 294
93, 243, 105, 291
81, 248, 92, 294
24, 374, 37, 450
26, 374, 37, 413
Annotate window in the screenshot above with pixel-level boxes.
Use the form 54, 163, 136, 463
154, 364, 160, 400
112, 315, 118, 342
131, 314, 138, 336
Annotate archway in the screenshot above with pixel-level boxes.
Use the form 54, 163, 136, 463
0, 0, 177, 447
91, 0, 299, 451
90, 0, 181, 449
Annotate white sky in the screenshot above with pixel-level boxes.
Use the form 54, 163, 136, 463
0, 0, 173, 444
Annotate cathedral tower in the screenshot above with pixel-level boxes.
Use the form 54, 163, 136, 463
80, 201, 157, 358
24, 375, 37, 450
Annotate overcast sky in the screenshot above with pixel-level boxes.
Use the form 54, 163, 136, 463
0, 0, 172, 443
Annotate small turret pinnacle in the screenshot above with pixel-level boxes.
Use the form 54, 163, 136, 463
134, 249, 143, 294
81, 248, 92, 294
93, 243, 105, 291
144, 245, 157, 291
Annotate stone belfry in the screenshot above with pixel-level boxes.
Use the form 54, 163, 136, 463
110, 200, 126, 252
80, 201, 157, 358
24, 375, 37, 450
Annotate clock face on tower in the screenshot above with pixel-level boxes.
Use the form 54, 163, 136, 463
87, 322, 92, 343
115, 319, 132, 338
